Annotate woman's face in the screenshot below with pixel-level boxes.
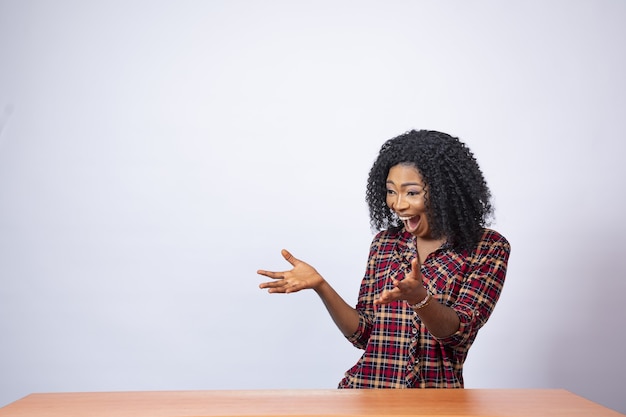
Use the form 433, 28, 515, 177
385, 164, 432, 238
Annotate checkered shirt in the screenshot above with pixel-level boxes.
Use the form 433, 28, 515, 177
338, 227, 510, 389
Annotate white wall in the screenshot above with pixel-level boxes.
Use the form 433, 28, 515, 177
1, 0, 625, 413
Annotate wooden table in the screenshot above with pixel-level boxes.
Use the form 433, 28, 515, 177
0, 389, 623, 417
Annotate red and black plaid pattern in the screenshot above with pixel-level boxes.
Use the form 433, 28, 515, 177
338, 228, 510, 389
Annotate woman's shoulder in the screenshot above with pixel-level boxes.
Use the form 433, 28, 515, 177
480, 228, 509, 244
476, 228, 511, 255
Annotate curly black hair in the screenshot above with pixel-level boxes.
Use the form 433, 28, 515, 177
366, 130, 493, 250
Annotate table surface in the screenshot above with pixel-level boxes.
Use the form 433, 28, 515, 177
0, 389, 623, 417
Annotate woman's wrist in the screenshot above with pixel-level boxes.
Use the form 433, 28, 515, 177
312, 277, 329, 293
407, 292, 433, 310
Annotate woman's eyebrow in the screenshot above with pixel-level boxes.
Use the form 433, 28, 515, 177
386, 180, 423, 187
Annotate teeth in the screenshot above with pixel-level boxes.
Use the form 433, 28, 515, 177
398, 216, 413, 221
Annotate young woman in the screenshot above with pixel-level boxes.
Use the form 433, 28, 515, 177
258, 130, 510, 388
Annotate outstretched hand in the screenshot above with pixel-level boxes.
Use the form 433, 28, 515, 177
258, 249, 325, 293
374, 257, 427, 305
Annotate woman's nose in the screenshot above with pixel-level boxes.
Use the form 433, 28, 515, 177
394, 195, 409, 210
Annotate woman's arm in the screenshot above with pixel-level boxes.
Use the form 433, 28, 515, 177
375, 257, 460, 338
406, 293, 461, 338
314, 280, 360, 337
376, 231, 510, 341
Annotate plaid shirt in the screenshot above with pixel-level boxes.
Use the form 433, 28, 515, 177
338, 228, 510, 389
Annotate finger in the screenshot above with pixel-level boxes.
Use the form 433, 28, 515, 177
409, 258, 422, 280
267, 280, 298, 294
374, 293, 392, 305
408, 258, 419, 279
256, 269, 286, 279
266, 284, 288, 294
261, 279, 289, 292
281, 249, 298, 266
374, 288, 398, 305
392, 278, 412, 291
259, 280, 282, 289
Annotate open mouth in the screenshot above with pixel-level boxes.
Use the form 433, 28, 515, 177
398, 215, 420, 231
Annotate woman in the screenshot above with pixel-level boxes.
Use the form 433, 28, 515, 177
258, 129, 510, 388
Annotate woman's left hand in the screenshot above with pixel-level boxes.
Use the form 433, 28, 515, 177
374, 257, 428, 305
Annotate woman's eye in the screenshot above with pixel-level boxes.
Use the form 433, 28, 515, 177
386, 189, 395, 195
407, 190, 420, 196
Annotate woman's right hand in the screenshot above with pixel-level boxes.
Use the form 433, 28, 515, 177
257, 249, 325, 293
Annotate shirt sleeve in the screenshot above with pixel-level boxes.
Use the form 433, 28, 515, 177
435, 231, 511, 348
346, 232, 384, 349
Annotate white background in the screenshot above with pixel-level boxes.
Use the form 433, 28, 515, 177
1, 0, 625, 414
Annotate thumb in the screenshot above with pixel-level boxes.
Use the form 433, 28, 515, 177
281, 249, 298, 266
409, 257, 422, 280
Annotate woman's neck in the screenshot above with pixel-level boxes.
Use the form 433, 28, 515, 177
414, 235, 446, 261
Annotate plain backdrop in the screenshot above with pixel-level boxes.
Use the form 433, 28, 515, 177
1, 0, 625, 414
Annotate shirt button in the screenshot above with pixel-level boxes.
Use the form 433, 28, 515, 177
412, 328, 418, 334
